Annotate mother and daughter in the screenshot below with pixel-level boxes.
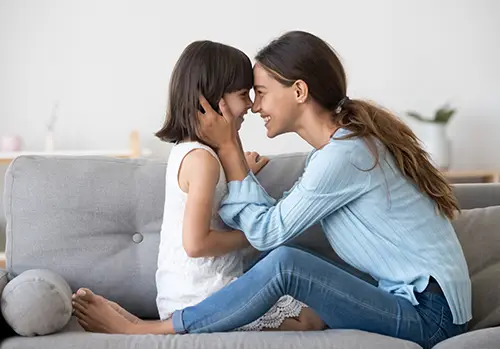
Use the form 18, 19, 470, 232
72, 30, 471, 349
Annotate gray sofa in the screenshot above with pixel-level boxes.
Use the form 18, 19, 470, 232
1, 154, 500, 349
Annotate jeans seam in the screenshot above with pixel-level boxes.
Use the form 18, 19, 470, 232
192, 268, 416, 332
193, 272, 282, 332
280, 270, 410, 321
427, 304, 446, 344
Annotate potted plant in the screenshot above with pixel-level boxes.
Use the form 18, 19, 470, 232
406, 104, 456, 170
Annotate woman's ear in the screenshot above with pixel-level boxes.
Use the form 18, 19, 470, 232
293, 79, 309, 104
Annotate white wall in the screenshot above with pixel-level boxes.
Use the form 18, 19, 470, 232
1, 0, 500, 168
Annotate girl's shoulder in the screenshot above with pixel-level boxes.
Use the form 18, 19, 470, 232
172, 141, 217, 155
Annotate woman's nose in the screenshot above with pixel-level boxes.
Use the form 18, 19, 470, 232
251, 100, 260, 113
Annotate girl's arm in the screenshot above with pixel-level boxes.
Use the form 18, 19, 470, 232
180, 148, 249, 258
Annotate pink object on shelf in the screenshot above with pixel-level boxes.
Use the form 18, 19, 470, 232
1, 135, 23, 151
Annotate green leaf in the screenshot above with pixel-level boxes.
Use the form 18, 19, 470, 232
434, 107, 455, 124
406, 111, 427, 122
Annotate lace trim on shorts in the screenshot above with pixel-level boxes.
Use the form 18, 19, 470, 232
235, 295, 308, 331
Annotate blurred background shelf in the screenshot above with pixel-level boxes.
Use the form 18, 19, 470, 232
0, 131, 151, 165
442, 170, 500, 183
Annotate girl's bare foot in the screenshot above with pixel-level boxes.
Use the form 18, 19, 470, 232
72, 288, 136, 334
72, 288, 176, 335
72, 288, 142, 325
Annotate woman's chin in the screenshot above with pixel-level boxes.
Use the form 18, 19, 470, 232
265, 127, 278, 139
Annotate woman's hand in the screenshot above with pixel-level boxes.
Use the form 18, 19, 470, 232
245, 151, 270, 174
197, 95, 249, 181
197, 95, 238, 150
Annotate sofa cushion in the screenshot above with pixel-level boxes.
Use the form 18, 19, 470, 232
4, 156, 167, 319
1, 269, 72, 336
1, 320, 422, 349
451, 206, 500, 330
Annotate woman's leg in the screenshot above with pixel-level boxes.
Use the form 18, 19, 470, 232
172, 246, 465, 348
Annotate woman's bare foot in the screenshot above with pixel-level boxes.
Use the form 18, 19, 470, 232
72, 288, 137, 334
276, 308, 327, 331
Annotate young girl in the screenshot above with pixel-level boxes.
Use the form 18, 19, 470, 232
72, 40, 325, 333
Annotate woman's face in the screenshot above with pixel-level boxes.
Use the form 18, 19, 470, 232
251, 63, 300, 138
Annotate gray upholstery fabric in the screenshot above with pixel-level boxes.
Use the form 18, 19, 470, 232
1, 269, 72, 336
1, 318, 422, 349
0, 269, 8, 326
0, 269, 15, 340
452, 183, 500, 209
433, 327, 500, 349
0, 269, 7, 294
451, 206, 500, 330
4, 156, 166, 319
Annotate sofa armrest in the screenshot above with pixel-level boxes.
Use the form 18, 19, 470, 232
1, 269, 16, 340
0, 269, 7, 292
452, 183, 500, 209
433, 326, 500, 349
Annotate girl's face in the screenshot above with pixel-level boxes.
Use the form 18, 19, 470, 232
251, 63, 301, 138
222, 89, 253, 131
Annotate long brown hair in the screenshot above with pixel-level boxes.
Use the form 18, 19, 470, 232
155, 40, 253, 143
256, 31, 459, 219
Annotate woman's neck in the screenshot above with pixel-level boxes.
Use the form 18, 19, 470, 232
295, 109, 339, 150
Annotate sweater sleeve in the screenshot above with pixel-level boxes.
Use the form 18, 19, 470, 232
219, 143, 371, 251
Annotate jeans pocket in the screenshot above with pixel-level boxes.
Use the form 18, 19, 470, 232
417, 293, 448, 349
424, 293, 466, 348
426, 305, 446, 346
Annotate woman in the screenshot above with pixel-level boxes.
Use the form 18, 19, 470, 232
73, 31, 470, 349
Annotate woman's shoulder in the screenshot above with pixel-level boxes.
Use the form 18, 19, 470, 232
308, 130, 373, 168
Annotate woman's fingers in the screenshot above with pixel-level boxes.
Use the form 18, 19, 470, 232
199, 95, 216, 115
218, 98, 233, 121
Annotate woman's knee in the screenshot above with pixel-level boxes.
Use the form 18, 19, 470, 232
265, 246, 301, 265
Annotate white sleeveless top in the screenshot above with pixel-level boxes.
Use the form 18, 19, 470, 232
155, 141, 306, 330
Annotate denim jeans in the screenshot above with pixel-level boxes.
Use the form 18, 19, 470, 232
172, 246, 468, 349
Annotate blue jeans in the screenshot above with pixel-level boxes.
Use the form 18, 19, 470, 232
172, 246, 467, 349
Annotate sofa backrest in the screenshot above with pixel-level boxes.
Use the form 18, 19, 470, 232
3, 154, 500, 324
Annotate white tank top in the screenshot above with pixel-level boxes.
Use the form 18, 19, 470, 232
155, 141, 244, 319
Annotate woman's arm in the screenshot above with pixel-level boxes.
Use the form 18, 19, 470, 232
219, 143, 370, 251
181, 149, 249, 258
195, 95, 369, 251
